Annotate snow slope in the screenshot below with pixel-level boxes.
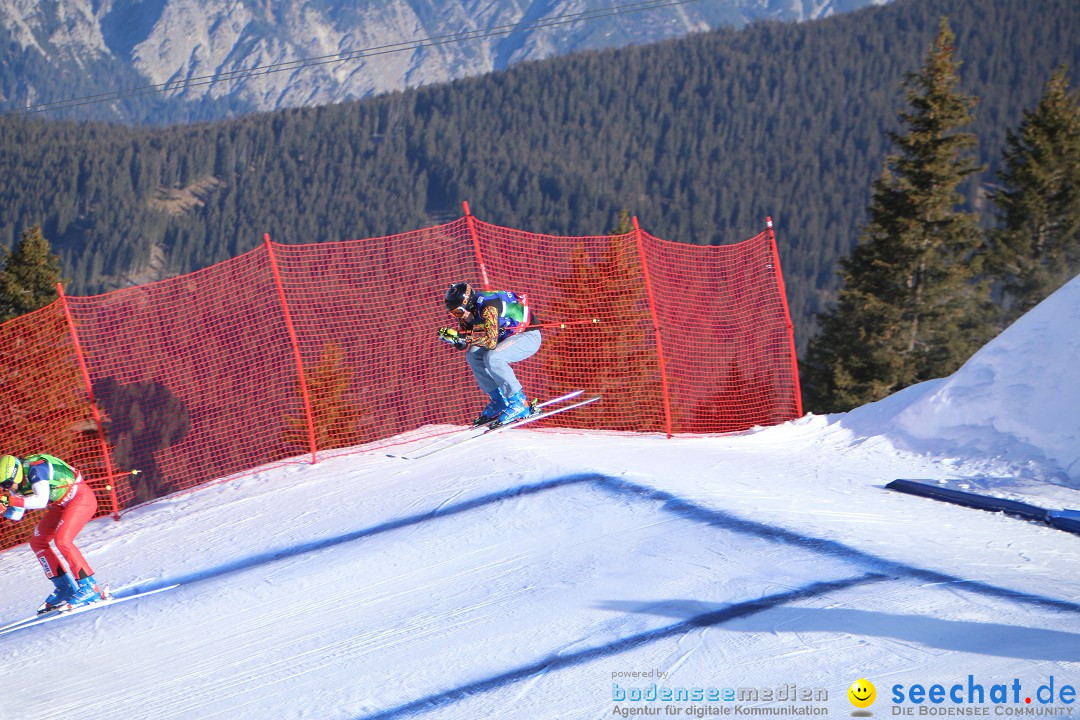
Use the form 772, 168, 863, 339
1, 277, 1078, 720
849, 274, 1080, 484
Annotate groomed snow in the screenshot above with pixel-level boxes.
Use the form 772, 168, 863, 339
1, 277, 1078, 720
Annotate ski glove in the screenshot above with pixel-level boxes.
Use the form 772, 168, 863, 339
0, 495, 21, 521
437, 327, 467, 350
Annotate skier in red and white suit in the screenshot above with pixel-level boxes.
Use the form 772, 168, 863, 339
1, 453, 105, 613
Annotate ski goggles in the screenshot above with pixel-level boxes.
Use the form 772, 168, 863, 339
448, 305, 470, 319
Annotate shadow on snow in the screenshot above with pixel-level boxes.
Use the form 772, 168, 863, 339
129, 472, 1080, 718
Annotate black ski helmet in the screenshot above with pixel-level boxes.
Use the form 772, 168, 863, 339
444, 282, 476, 314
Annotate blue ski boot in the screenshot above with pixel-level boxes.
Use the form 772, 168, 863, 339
39, 573, 78, 614
492, 390, 534, 427
472, 389, 506, 426
65, 575, 105, 609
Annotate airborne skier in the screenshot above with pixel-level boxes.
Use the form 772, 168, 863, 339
438, 281, 543, 427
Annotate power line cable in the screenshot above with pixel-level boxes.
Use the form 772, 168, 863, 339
8, 0, 699, 117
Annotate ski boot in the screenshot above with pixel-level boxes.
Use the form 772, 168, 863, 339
472, 389, 506, 426
491, 390, 535, 427
39, 573, 78, 614
64, 575, 105, 610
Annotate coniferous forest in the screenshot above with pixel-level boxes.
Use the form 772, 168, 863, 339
0, 0, 1077, 362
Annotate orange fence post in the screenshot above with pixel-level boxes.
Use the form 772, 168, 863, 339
264, 234, 319, 464
56, 284, 120, 519
631, 217, 674, 438
765, 217, 804, 417
462, 201, 491, 290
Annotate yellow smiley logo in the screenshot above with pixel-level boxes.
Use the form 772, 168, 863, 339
848, 678, 876, 708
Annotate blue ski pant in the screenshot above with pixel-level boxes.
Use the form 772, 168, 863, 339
465, 330, 542, 399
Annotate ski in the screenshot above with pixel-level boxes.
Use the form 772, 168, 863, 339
484, 395, 601, 436
0, 583, 179, 637
397, 394, 600, 460
388, 390, 585, 460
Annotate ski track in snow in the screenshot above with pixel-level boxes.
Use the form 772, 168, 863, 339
0, 424, 1077, 720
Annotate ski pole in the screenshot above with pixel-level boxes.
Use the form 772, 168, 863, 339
91, 470, 141, 521
94, 469, 141, 491
527, 318, 603, 329
435, 318, 601, 345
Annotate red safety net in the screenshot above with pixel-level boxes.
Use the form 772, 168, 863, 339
0, 211, 801, 551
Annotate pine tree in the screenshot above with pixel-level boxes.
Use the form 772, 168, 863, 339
540, 221, 669, 432
0, 226, 64, 322
282, 343, 374, 452
0, 226, 97, 519
610, 208, 633, 235
989, 66, 1080, 323
803, 18, 991, 413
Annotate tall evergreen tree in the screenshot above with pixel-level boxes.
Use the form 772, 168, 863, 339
989, 66, 1080, 323
610, 208, 634, 236
803, 18, 991, 413
283, 343, 374, 452
541, 228, 669, 432
0, 226, 94, 502
0, 226, 64, 322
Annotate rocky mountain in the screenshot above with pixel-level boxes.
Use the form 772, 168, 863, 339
0, 0, 889, 124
